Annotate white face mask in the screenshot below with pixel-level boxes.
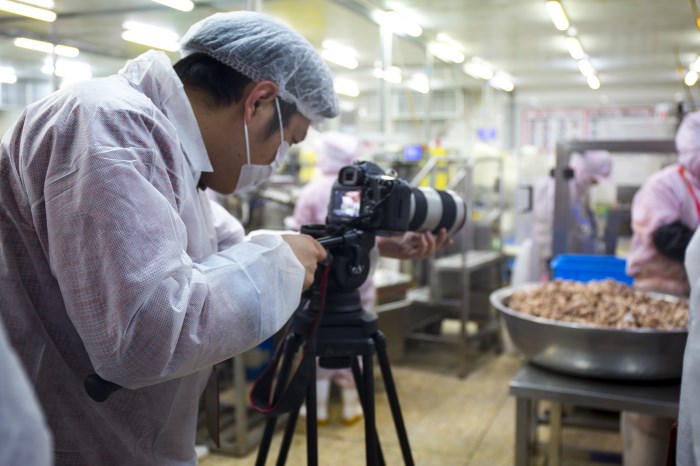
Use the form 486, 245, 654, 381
235, 98, 290, 192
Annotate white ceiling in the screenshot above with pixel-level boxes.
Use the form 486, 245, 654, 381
0, 0, 697, 107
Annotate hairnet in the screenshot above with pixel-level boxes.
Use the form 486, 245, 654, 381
570, 150, 611, 186
180, 11, 339, 125
315, 131, 361, 175
676, 111, 700, 179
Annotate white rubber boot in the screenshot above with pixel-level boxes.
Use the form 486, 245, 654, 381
316, 378, 331, 425
341, 386, 363, 425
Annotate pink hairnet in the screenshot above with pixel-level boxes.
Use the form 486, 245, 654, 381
315, 131, 361, 175
676, 111, 700, 179
570, 150, 612, 187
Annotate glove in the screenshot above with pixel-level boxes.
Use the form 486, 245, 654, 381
652, 221, 695, 263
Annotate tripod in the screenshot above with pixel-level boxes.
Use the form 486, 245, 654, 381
254, 289, 415, 466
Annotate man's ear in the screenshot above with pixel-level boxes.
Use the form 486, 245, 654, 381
244, 81, 279, 123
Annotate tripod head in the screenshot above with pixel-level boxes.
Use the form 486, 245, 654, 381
300, 224, 376, 317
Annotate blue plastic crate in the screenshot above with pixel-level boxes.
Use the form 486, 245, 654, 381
550, 254, 633, 285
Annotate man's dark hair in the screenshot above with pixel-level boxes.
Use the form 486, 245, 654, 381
174, 53, 299, 138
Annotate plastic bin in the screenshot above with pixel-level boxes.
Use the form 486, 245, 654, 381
550, 254, 633, 285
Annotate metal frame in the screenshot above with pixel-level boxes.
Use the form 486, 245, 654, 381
407, 155, 505, 377
551, 140, 676, 258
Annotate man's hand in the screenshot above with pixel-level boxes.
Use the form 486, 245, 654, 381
282, 234, 328, 290
376, 228, 452, 260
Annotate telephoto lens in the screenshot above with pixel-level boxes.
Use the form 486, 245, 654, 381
408, 187, 466, 235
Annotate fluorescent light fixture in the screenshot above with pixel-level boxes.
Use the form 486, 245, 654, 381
489, 71, 514, 92
685, 70, 699, 87
376, 10, 422, 37
54, 44, 79, 57
150, 0, 193, 12
373, 66, 403, 83
382, 66, 402, 83
565, 37, 584, 60
578, 59, 594, 77
122, 21, 180, 52
545, 0, 569, 31
428, 42, 464, 64
436, 33, 463, 51
14, 38, 79, 57
0, 0, 55, 21
334, 78, 359, 97
587, 75, 600, 90
0, 66, 17, 84
463, 58, 493, 80
409, 73, 429, 94
42, 57, 92, 81
321, 40, 358, 70
691, 56, 700, 73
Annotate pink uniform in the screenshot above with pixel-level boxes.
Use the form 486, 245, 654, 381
627, 113, 700, 296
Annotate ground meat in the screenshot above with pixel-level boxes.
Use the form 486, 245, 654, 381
507, 280, 688, 330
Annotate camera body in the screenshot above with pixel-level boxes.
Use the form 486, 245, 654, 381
326, 161, 413, 231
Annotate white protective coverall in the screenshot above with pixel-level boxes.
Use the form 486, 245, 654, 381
0, 318, 53, 466
678, 228, 700, 464
0, 51, 305, 465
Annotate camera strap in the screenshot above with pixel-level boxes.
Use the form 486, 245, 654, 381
249, 261, 332, 417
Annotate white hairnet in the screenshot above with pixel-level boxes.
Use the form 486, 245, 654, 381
180, 11, 339, 124
677, 111, 700, 179
315, 131, 361, 175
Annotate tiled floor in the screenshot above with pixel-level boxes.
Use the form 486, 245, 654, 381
198, 341, 623, 466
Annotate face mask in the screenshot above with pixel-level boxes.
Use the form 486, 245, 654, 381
235, 98, 289, 192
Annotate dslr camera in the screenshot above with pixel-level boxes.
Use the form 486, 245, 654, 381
326, 161, 466, 235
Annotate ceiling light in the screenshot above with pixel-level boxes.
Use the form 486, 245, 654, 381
373, 67, 384, 79
463, 58, 493, 80
428, 42, 464, 64
685, 70, 699, 87
14, 38, 79, 57
578, 59, 594, 77
0, 0, 56, 22
321, 40, 358, 70
409, 73, 429, 94
436, 33, 463, 51
382, 66, 402, 84
0, 66, 17, 84
565, 37, 584, 60
489, 71, 514, 92
334, 78, 360, 97
691, 56, 700, 73
150, 0, 193, 12
122, 21, 180, 52
587, 75, 600, 90
42, 58, 92, 81
545, 0, 569, 31
376, 10, 422, 37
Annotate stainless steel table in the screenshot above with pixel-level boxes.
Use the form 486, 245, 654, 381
509, 364, 680, 466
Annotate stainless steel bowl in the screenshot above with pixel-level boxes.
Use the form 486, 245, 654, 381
490, 283, 688, 380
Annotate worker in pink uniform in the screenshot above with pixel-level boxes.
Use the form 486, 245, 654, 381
623, 111, 700, 466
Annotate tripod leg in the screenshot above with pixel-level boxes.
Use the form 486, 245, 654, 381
305, 362, 318, 466
362, 352, 379, 466
351, 358, 385, 466
274, 410, 298, 466
373, 331, 414, 466
256, 334, 303, 466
